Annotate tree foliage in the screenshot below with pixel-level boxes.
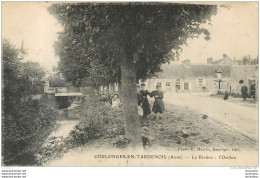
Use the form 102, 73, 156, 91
48, 73, 67, 87
238, 55, 259, 65
2, 39, 57, 165
21, 61, 45, 81
54, 31, 120, 87
49, 3, 217, 84
49, 3, 217, 146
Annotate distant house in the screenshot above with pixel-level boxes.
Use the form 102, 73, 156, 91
145, 58, 258, 95
145, 62, 231, 93
209, 54, 234, 66
230, 65, 258, 95
97, 55, 258, 96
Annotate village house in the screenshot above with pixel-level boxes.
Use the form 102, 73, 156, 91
96, 54, 258, 97
145, 55, 258, 96
144, 59, 231, 93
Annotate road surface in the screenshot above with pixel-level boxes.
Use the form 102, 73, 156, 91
163, 93, 258, 141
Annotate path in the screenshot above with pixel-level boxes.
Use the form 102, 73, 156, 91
163, 93, 258, 141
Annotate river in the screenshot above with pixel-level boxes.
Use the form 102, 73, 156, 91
48, 101, 81, 138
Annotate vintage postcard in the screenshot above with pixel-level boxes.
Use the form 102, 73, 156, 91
1, 1, 258, 167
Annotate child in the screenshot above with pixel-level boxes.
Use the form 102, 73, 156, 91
150, 85, 165, 120
111, 93, 121, 108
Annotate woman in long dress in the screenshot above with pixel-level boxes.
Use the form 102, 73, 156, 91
150, 85, 165, 120
140, 84, 151, 118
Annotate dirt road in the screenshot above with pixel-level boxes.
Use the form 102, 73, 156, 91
163, 93, 258, 141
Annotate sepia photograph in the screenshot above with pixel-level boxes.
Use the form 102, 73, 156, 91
1, 1, 258, 168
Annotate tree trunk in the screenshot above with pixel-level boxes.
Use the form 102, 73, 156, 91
120, 54, 142, 147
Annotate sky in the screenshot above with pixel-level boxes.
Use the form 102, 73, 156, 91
177, 2, 258, 64
2, 2, 62, 72
2, 2, 259, 71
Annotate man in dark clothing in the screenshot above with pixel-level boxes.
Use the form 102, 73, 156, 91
250, 84, 256, 100
241, 85, 248, 101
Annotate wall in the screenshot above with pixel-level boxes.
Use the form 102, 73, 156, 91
230, 65, 258, 94
146, 77, 224, 93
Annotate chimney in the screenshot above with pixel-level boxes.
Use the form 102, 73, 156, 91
207, 57, 213, 64
223, 54, 227, 58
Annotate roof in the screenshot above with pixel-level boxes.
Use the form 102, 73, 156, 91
212, 55, 233, 66
154, 64, 231, 79
231, 65, 258, 80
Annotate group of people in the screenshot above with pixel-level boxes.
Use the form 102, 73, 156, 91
241, 84, 256, 101
99, 83, 166, 124
137, 83, 165, 124
100, 93, 121, 108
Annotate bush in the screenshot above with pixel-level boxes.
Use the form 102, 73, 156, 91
112, 136, 130, 148
2, 96, 58, 166
36, 95, 125, 165
2, 40, 59, 166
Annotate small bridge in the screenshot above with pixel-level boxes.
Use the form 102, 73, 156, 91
43, 86, 85, 109
55, 92, 84, 97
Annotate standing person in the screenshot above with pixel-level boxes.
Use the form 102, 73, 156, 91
140, 84, 151, 118
241, 85, 248, 101
150, 85, 165, 120
250, 83, 256, 100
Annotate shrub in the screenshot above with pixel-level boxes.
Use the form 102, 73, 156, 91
36, 95, 125, 165
2, 96, 58, 166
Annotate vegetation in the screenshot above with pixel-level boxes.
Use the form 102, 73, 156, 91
36, 95, 126, 165
49, 3, 218, 146
2, 39, 58, 165
236, 55, 258, 65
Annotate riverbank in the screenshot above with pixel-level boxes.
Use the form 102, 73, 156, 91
45, 95, 257, 166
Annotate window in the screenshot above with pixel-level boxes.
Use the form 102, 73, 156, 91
196, 78, 205, 87
156, 82, 162, 87
166, 82, 171, 86
184, 83, 189, 90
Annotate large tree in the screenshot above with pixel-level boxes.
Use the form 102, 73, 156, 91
49, 3, 217, 146
54, 32, 120, 91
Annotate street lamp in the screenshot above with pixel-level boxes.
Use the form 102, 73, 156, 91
214, 69, 225, 91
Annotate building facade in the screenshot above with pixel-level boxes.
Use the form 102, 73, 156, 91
145, 62, 258, 95
145, 63, 231, 93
